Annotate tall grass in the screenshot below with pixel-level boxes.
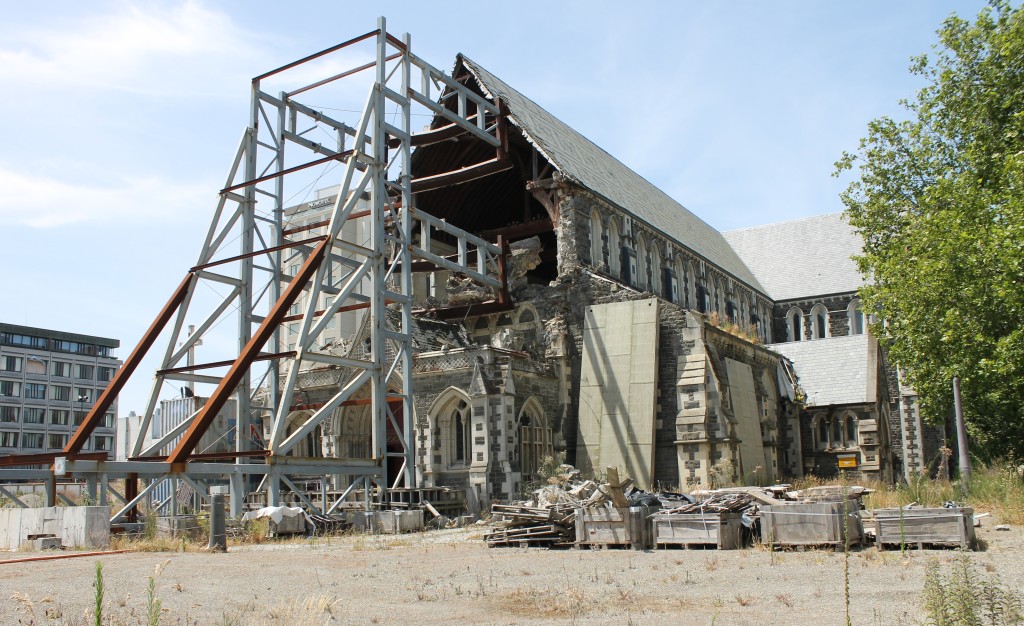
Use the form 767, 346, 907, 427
853, 463, 1024, 524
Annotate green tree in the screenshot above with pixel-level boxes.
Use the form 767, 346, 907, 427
836, 1, 1024, 462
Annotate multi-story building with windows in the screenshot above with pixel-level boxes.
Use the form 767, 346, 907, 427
0, 323, 121, 459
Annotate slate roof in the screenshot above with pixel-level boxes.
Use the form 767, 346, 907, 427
459, 55, 765, 295
769, 334, 875, 407
723, 212, 864, 301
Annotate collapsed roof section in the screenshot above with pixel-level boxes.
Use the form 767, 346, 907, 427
410, 54, 766, 295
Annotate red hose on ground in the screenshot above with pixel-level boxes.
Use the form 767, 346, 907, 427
0, 549, 129, 565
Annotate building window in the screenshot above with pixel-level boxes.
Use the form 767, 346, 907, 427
49, 409, 69, 425
810, 304, 829, 339
843, 413, 859, 448
607, 219, 621, 278
450, 401, 471, 466
76, 364, 94, 380
472, 317, 491, 345
726, 301, 737, 323
650, 244, 662, 296
93, 436, 112, 452
25, 383, 47, 399
685, 262, 696, 310
98, 366, 116, 382
101, 413, 115, 429
0, 381, 21, 397
787, 308, 803, 342
74, 411, 89, 427
1, 332, 47, 349
635, 237, 647, 290
0, 431, 19, 448
48, 434, 68, 449
51, 361, 71, 378
434, 393, 472, 469
0, 406, 18, 422
23, 408, 44, 424
25, 357, 47, 375
0, 355, 22, 372
22, 432, 43, 449
847, 300, 865, 335
75, 388, 93, 404
697, 285, 708, 314
813, 413, 828, 450
518, 399, 552, 480
50, 385, 70, 401
589, 208, 603, 268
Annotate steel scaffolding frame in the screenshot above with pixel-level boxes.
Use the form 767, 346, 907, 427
0, 18, 511, 520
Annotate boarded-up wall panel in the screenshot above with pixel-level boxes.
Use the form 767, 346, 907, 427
576, 299, 659, 487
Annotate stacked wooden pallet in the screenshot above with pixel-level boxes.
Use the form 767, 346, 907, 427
485, 503, 576, 547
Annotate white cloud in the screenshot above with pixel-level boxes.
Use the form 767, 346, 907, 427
0, 1, 261, 97
0, 164, 213, 228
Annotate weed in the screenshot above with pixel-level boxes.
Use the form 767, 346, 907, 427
94, 561, 104, 626
923, 552, 1022, 625
705, 555, 719, 571
147, 559, 170, 626
735, 594, 755, 606
776, 593, 794, 608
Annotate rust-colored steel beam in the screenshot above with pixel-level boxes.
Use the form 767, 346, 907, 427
410, 157, 512, 194
191, 235, 327, 271
286, 52, 403, 99
221, 151, 353, 194
157, 351, 295, 376
253, 30, 379, 82
166, 238, 330, 464
64, 274, 195, 456
0, 452, 108, 468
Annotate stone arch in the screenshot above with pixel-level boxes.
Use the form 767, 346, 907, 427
284, 409, 322, 457
840, 410, 859, 448
810, 303, 829, 339
427, 387, 473, 469
516, 396, 552, 480
787, 307, 803, 342
811, 412, 829, 450
847, 299, 865, 335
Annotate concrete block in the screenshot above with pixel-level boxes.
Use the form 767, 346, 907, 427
0, 506, 109, 550
33, 537, 63, 550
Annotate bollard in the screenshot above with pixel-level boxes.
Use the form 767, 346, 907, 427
207, 493, 227, 552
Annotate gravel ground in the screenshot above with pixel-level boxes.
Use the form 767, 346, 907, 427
1, 524, 1021, 625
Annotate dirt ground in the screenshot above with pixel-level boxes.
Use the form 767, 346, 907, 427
0, 524, 1021, 625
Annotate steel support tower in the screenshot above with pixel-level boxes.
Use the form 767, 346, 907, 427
0, 18, 511, 521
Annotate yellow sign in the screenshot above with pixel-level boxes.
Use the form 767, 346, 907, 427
838, 456, 858, 468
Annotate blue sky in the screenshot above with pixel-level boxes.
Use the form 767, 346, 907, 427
0, 0, 991, 414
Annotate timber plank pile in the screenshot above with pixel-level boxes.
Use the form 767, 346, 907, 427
485, 503, 576, 547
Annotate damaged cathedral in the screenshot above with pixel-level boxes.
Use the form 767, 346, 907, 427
275, 54, 944, 505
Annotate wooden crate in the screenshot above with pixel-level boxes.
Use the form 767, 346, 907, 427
575, 505, 658, 549
873, 507, 975, 550
760, 502, 863, 549
651, 511, 744, 549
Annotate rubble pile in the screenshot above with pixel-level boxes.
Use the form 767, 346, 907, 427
486, 474, 881, 550
659, 492, 753, 515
